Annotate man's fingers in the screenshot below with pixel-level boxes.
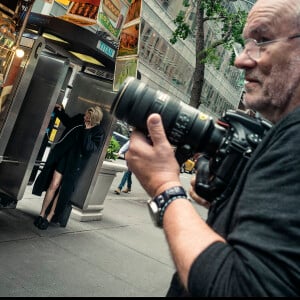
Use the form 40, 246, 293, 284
146, 114, 168, 146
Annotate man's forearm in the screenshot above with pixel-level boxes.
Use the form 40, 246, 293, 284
163, 198, 225, 289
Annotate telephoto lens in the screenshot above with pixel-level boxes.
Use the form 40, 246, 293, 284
110, 77, 226, 156
111, 77, 273, 201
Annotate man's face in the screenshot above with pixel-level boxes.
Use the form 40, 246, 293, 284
234, 0, 300, 123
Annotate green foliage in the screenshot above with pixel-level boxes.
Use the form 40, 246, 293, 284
105, 136, 120, 160
182, 0, 190, 7
170, 10, 192, 44
170, 0, 249, 108
171, 0, 247, 63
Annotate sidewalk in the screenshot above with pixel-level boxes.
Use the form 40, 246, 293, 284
0, 167, 207, 297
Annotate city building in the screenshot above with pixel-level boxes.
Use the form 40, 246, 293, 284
139, 0, 255, 119
32, 0, 255, 119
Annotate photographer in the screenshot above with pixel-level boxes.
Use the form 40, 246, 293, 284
125, 0, 300, 296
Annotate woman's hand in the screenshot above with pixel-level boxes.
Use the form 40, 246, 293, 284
55, 104, 63, 111
84, 121, 93, 129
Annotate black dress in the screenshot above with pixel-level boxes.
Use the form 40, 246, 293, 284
32, 106, 105, 226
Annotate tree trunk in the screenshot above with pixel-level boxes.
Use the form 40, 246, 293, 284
189, 0, 205, 108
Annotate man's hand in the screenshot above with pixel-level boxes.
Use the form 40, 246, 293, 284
126, 114, 181, 197
189, 176, 210, 209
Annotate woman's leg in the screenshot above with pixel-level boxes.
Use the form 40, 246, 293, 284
46, 188, 60, 222
39, 170, 63, 220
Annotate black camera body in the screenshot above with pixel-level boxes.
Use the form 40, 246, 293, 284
194, 109, 272, 202
111, 77, 272, 202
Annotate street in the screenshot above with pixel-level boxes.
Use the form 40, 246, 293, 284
0, 157, 208, 297
111, 158, 208, 221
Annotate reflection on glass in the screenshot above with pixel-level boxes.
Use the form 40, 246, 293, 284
0, 12, 16, 125
0, 13, 16, 85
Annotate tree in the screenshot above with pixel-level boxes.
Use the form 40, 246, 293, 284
170, 0, 248, 108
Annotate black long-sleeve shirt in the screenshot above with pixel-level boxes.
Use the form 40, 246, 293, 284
168, 107, 300, 297
188, 107, 300, 296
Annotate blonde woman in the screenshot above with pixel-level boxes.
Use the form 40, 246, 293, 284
33, 104, 104, 229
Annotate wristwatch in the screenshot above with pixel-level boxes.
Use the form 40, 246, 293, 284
147, 186, 188, 227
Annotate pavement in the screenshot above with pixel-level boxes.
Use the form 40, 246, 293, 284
0, 160, 207, 297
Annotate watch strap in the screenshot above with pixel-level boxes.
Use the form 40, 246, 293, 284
153, 186, 188, 227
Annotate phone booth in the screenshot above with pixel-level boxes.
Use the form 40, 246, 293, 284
0, 11, 118, 226
0, 47, 70, 207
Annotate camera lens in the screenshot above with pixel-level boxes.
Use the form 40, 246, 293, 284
111, 77, 225, 155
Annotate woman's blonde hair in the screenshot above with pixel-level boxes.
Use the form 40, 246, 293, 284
87, 106, 103, 126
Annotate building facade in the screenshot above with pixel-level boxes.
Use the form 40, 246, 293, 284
32, 0, 255, 119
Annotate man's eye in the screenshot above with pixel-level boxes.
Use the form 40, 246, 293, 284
257, 37, 271, 44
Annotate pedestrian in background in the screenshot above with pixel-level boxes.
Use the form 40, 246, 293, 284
114, 140, 132, 194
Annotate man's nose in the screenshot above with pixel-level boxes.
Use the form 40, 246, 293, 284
234, 50, 256, 69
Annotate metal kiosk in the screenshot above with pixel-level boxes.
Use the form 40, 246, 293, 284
0, 12, 119, 226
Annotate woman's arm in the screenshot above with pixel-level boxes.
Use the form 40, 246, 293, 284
54, 104, 73, 127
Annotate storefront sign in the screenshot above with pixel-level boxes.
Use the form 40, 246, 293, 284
97, 40, 116, 58
97, 0, 130, 40
113, 0, 141, 91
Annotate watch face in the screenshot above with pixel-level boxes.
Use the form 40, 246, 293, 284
147, 199, 159, 225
